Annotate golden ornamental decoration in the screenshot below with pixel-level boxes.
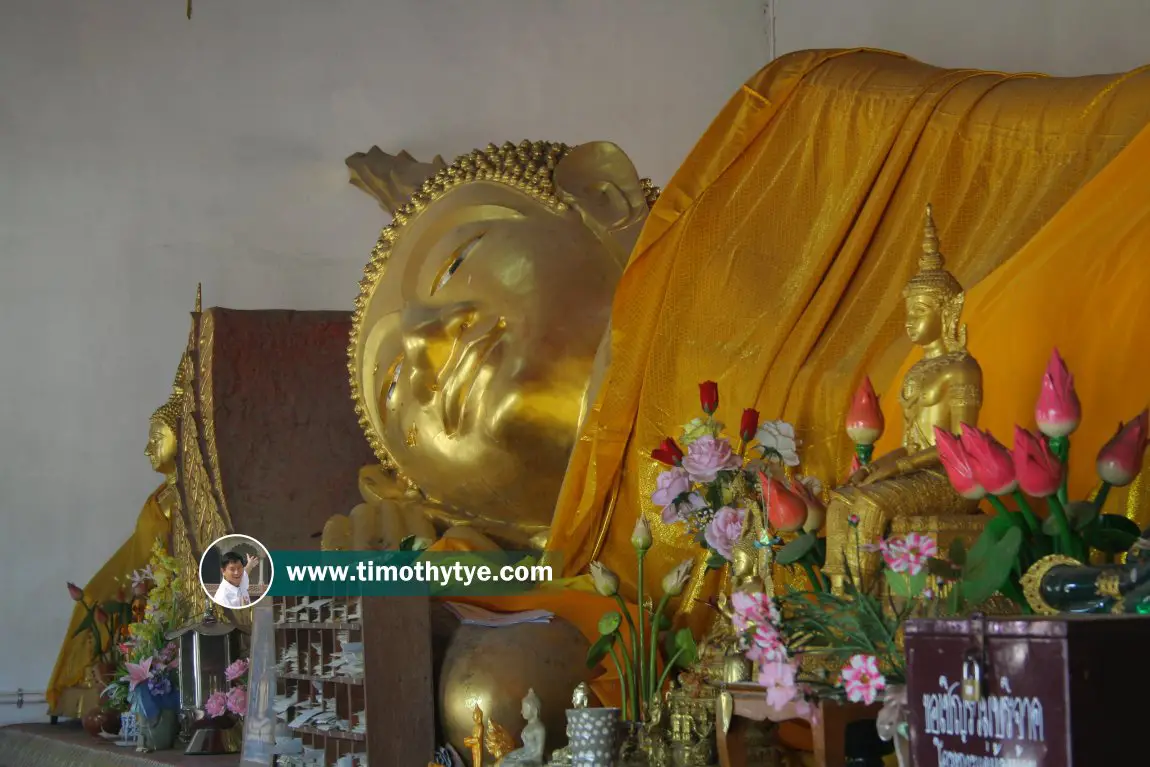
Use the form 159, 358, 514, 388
1020, 554, 1082, 615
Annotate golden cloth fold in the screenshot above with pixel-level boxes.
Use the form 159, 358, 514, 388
547, 48, 1150, 608
45, 486, 168, 711
877, 120, 1150, 526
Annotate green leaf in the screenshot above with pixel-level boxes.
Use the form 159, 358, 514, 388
655, 613, 672, 632
948, 537, 967, 567
71, 614, 94, 638
960, 526, 1023, 605
927, 557, 961, 580
883, 570, 926, 598
705, 552, 728, 570
1083, 514, 1142, 554
812, 537, 827, 568
777, 533, 817, 565
586, 632, 617, 669
663, 628, 698, 670
966, 514, 1016, 566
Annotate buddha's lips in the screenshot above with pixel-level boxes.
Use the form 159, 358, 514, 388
441, 321, 504, 435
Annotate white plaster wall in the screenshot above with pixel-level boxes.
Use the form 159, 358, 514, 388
0, 0, 771, 722
769, 0, 1150, 76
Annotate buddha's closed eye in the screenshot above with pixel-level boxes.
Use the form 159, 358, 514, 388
433, 234, 484, 294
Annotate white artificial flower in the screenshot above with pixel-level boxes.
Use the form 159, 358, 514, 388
755, 420, 800, 467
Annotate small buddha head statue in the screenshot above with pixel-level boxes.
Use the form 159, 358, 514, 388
146, 350, 191, 477
348, 140, 658, 527
146, 395, 180, 476
521, 687, 541, 722
902, 204, 967, 353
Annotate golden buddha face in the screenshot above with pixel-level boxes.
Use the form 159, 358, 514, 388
904, 295, 943, 346
352, 142, 652, 527
145, 418, 177, 475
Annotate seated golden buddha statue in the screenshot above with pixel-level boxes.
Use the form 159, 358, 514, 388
46, 362, 186, 716
821, 206, 986, 591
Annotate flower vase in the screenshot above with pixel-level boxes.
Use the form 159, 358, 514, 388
567, 707, 621, 766
876, 685, 910, 767
140, 708, 179, 751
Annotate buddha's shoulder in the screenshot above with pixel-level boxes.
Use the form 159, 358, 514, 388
942, 351, 982, 376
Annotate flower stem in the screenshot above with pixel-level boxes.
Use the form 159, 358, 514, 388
607, 645, 631, 719
1045, 494, 1079, 559
1093, 481, 1112, 513
613, 594, 642, 718
1010, 491, 1042, 537
648, 593, 671, 706
636, 553, 647, 712
800, 562, 823, 593
986, 495, 1015, 525
1048, 435, 1070, 508
655, 647, 688, 695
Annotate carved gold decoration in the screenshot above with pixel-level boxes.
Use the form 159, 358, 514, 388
1020, 554, 1082, 615
824, 205, 985, 590
1095, 569, 1123, 600
346, 140, 659, 538
484, 718, 516, 762
196, 306, 234, 532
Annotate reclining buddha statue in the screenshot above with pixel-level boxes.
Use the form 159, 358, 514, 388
821, 206, 987, 590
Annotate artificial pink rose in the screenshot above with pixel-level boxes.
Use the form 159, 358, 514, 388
225, 658, 250, 683
704, 506, 747, 560
651, 467, 691, 517
681, 435, 742, 482
226, 686, 247, 717
204, 690, 227, 719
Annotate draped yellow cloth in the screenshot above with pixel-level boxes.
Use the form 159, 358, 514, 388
876, 122, 1150, 526
45, 486, 168, 710
547, 48, 1150, 611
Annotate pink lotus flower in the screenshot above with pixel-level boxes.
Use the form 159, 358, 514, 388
226, 686, 247, 717
651, 468, 690, 521
845, 377, 885, 445
67, 582, 83, 601
225, 658, 250, 683
1012, 426, 1063, 498
789, 476, 827, 533
934, 426, 985, 500
681, 435, 742, 482
704, 506, 747, 560
1034, 348, 1081, 439
121, 657, 153, 692
758, 660, 800, 709
204, 690, 227, 719
1097, 409, 1150, 487
840, 654, 886, 705
961, 425, 1018, 496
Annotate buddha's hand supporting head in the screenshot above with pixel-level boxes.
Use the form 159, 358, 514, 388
349, 140, 657, 527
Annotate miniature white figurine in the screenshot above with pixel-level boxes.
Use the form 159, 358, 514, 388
500, 689, 545, 766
